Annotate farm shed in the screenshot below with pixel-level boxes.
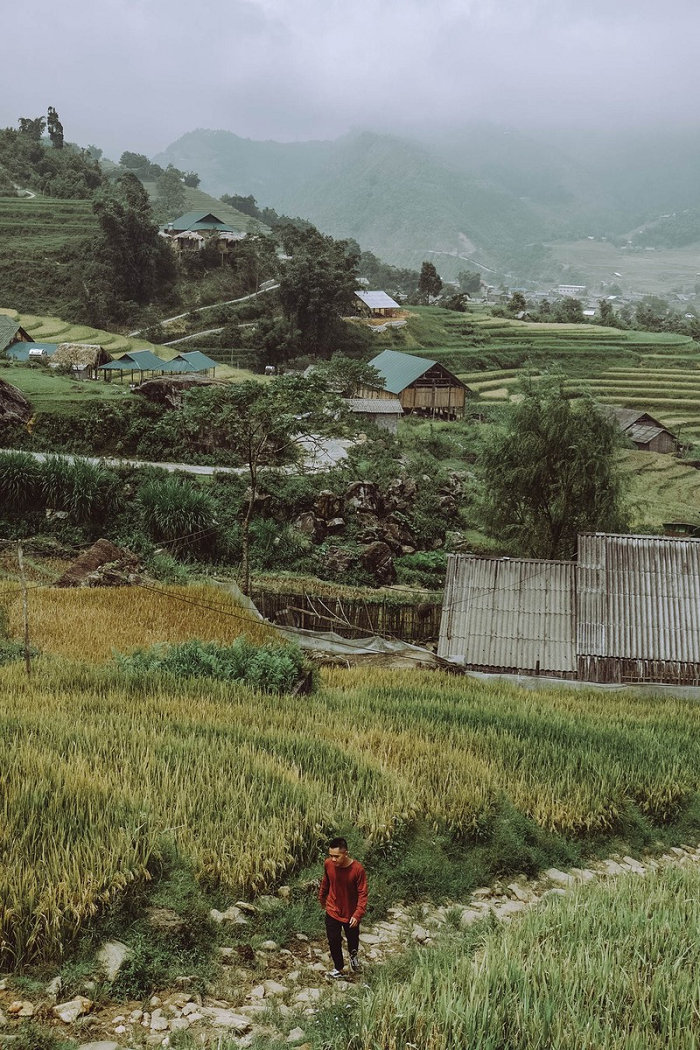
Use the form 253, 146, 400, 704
343, 397, 404, 433
440, 534, 700, 685
438, 555, 577, 677
357, 349, 471, 420
607, 407, 678, 454
0, 317, 32, 355
577, 533, 700, 685
98, 349, 165, 382
164, 351, 218, 376
50, 343, 111, 380
354, 290, 401, 318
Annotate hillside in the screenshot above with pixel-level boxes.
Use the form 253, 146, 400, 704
156, 128, 561, 277
0, 196, 98, 315
157, 124, 700, 283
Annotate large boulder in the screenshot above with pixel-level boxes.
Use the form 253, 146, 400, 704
55, 539, 140, 588
134, 374, 220, 408
0, 378, 32, 425
344, 481, 380, 514
360, 541, 396, 584
313, 490, 343, 521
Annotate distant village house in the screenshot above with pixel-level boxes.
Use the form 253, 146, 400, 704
354, 291, 401, 318
0, 317, 32, 356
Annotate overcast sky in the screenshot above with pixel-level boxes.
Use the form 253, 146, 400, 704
3, 0, 699, 158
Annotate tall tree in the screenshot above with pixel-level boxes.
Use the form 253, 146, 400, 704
419, 261, 442, 303
84, 173, 176, 322
477, 376, 628, 560
181, 376, 343, 594
46, 106, 64, 149
278, 228, 360, 357
17, 116, 45, 141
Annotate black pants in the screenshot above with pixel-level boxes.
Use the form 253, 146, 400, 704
325, 913, 360, 970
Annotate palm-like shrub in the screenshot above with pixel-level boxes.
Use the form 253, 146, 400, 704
138, 476, 216, 555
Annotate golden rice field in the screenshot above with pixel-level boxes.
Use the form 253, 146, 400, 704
2, 583, 700, 968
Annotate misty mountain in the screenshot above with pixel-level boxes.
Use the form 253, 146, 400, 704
156, 125, 700, 279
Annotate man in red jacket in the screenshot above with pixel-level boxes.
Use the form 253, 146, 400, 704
318, 836, 368, 978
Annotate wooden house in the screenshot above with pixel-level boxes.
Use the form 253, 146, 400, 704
343, 397, 404, 433
357, 349, 471, 420
0, 317, 32, 356
607, 407, 678, 454
160, 212, 247, 257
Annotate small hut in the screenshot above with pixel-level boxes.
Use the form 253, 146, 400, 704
356, 349, 471, 420
606, 407, 678, 454
50, 343, 111, 381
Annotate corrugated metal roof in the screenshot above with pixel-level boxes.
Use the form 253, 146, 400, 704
0, 317, 21, 354
438, 554, 576, 672
627, 424, 665, 445
175, 351, 218, 370
368, 349, 438, 395
355, 290, 401, 310
98, 350, 164, 371
344, 398, 404, 414
158, 358, 196, 373
168, 211, 229, 231
577, 533, 700, 662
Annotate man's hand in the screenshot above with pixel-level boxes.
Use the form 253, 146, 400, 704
349, 916, 358, 927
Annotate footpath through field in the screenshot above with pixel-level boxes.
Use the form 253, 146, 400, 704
4, 843, 700, 1048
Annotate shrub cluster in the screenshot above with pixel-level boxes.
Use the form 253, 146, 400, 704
114, 637, 315, 694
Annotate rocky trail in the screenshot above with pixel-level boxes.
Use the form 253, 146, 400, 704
2, 843, 700, 1049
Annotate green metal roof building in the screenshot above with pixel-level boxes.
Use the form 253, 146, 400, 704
360, 349, 471, 420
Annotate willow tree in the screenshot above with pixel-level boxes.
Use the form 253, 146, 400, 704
477, 376, 629, 560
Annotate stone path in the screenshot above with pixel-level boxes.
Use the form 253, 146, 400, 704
2, 843, 700, 1049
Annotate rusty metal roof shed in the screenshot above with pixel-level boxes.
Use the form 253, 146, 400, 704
577, 533, 700, 663
438, 554, 577, 674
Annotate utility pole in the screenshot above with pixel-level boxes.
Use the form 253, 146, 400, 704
17, 542, 31, 679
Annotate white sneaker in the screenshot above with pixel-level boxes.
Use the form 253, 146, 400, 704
327, 968, 344, 978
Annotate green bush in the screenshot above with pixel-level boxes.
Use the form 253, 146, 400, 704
115, 637, 315, 694
138, 476, 217, 556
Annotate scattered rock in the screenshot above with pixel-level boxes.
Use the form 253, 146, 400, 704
53, 997, 93, 1023
411, 925, 430, 943
544, 868, 575, 887
286, 1026, 306, 1043
0, 1010, 6, 1028
247, 985, 265, 1000
358, 933, 381, 945
97, 940, 131, 982
198, 1007, 252, 1032
294, 988, 321, 1004
46, 975, 62, 998
260, 940, 279, 951
77, 1042, 119, 1050
210, 905, 247, 925
147, 908, 186, 935
234, 901, 258, 915
262, 980, 286, 996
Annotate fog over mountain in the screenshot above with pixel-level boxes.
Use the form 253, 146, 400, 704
155, 123, 700, 280
2, 1, 698, 158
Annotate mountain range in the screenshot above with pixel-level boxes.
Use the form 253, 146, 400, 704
155, 124, 700, 282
